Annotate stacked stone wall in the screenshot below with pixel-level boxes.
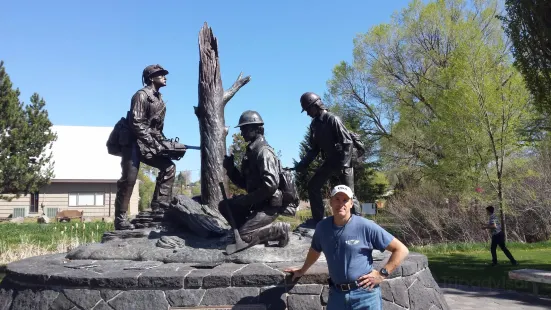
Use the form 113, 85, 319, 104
0, 252, 449, 310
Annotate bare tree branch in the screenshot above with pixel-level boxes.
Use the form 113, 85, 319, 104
223, 72, 251, 106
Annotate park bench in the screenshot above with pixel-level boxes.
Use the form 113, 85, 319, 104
509, 269, 551, 294
55, 210, 84, 222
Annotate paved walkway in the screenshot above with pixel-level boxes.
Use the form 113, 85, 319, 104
441, 284, 551, 310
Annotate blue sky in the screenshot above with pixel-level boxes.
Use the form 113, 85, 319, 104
1, 0, 411, 181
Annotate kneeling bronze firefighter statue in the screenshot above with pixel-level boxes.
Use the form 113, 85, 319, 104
219, 110, 291, 254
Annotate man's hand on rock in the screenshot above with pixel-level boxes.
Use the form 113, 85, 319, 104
284, 267, 305, 281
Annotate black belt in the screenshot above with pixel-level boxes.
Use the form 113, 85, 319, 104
328, 278, 359, 292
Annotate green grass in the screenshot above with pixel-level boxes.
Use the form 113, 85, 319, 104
0, 222, 115, 275
411, 240, 551, 254
0, 222, 114, 250
413, 242, 551, 296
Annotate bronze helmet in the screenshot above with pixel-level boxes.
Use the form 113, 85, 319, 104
142, 64, 169, 85
235, 110, 264, 128
300, 92, 322, 112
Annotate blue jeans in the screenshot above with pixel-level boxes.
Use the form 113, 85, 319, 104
327, 286, 382, 310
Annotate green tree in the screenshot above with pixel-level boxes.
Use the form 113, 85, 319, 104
327, 0, 470, 190
173, 170, 192, 195
0, 61, 57, 200
294, 126, 324, 201
190, 180, 201, 197
500, 0, 551, 114
326, 0, 535, 238
137, 163, 155, 211
140, 164, 159, 180
226, 133, 247, 196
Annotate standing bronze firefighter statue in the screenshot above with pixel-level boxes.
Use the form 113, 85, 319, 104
295, 92, 363, 227
106, 64, 188, 230
220, 110, 291, 250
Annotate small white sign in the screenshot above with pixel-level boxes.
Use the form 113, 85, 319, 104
361, 203, 377, 215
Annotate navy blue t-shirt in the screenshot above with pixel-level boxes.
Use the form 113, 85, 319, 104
311, 215, 394, 284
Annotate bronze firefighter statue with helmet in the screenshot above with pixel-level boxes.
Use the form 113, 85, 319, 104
220, 110, 291, 250
295, 91, 361, 227
107, 64, 189, 230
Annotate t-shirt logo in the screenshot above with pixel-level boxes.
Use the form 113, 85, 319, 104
345, 239, 360, 245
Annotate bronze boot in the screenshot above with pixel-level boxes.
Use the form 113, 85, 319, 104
115, 211, 135, 230
274, 222, 291, 247
256, 222, 291, 247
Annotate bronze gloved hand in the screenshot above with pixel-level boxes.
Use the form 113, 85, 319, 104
230, 195, 250, 207
223, 154, 235, 170
294, 161, 306, 173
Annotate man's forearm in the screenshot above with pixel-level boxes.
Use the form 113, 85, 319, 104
384, 247, 409, 273
300, 248, 321, 272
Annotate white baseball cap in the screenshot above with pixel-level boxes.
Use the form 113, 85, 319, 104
330, 185, 354, 199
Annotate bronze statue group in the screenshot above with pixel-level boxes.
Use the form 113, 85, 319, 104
108, 64, 411, 309
108, 64, 363, 240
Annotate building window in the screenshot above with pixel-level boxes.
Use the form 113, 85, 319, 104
30, 192, 39, 213
69, 193, 104, 206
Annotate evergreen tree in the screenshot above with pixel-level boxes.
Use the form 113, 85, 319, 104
227, 133, 247, 196
294, 126, 325, 201
0, 61, 57, 200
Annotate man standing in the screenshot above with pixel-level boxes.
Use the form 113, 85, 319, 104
221, 110, 290, 248
114, 64, 184, 230
295, 92, 360, 226
285, 185, 409, 309
483, 206, 518, 266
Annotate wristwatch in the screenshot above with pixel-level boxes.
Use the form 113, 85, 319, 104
380, 268, 389, 278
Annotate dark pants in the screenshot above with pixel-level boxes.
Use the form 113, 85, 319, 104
308, 162, 359, 222
491, 231, 516, 264
115, 144, 176, 215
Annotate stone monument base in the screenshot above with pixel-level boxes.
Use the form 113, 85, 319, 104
64, 230, 318, 265
0, 251, 449, 310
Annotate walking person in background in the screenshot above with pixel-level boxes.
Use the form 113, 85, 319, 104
483, 205, 518, 266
